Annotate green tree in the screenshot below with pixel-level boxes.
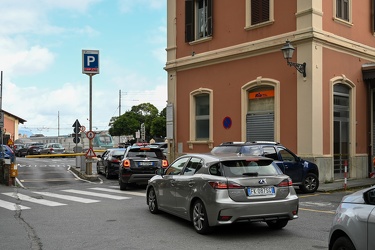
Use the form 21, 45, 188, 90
109, 103, 166, 141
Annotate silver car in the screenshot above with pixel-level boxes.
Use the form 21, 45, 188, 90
40, 143, 65, 154
329, 186, 375, 250
146, 153, 299, 234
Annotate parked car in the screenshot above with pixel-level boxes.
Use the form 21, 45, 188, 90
150, 142, 168, 155
146, 153, 299, 234
40, 143, 65, 154
16, 144, 29, 157
97, 148, 126, 178
329, 186, 375, 250
13, 144, 26, 157
27, 144, 44, 155
0, 144, 15, 162
119, 145, 168, 190
211, 141, 320, 193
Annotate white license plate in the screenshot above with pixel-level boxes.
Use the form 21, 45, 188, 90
138, 162, 153, 166
247, 187, 275, 196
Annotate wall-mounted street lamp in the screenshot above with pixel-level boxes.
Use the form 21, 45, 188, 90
281, 41, 306, 78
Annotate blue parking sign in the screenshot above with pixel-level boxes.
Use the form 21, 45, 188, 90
82, 50, 99, 74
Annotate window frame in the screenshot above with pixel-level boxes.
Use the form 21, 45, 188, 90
188, 88, 213, 149
333, 0, 352, 26
245, 0, 274, 30
185, 0, 213, 43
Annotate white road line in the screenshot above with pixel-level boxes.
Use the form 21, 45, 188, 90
2, 193, 67, 207
89, 187, 146, 197
0, 200, 30, 211
33, 192, 100, 204
62, 189, 131, 200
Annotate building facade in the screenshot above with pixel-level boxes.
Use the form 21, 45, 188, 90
165, 1, 375, 183
3, 110, 26, 145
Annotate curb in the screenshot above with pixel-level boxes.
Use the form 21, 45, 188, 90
69, 166, 100, 182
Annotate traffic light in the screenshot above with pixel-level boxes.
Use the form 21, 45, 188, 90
72, 119, 81, 144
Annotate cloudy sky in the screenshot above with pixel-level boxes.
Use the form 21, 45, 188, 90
0, 0, 167, 137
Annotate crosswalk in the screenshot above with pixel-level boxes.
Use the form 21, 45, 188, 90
0, 187, 145, 211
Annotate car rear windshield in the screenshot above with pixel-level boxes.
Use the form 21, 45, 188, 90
127, 148, 164, 159
212, 159, 279, 177
212, 145, 262, 155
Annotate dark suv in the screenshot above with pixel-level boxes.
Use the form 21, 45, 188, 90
211, 141, 319, 193
119, 146, 168, 190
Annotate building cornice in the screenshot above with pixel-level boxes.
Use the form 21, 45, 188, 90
164, 28, 375, 72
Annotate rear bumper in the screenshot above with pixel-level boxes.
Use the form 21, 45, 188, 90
206, 195, 299, 226
120, 172, 155, 185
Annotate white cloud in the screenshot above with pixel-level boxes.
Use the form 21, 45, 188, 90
118, 0, 165, 13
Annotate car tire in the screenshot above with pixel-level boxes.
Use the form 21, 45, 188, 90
119, 180, 128, 190
96, 165, 101, 175
147, 187, 159, 214
191, 200, 211, 234
299, 173, 319, 193
105, 168, 110, 179
332, 236, 355, 250
266, 219, 288, 229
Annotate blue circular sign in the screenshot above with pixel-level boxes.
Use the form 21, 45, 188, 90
223, 116, 232, 129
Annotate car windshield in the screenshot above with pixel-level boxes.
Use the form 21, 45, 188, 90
128, 148, 164, 159
112, 149, 125, 156
219, 159, 279, 177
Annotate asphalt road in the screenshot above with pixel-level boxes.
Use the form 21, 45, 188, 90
0, 157, 355, 250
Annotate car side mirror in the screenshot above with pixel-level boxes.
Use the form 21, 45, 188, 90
155, 168, 164, 176
364, 188, 375, 205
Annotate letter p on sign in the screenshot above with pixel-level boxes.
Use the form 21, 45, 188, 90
82, 50, 99, 74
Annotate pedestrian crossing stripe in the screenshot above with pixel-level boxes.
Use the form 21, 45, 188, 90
89, 187, 146, 197
0, 188, 135, 211
2, 193, 67, 207
33, 192, 100, 204
0, 199, 30, 211
62, 189, 131, 200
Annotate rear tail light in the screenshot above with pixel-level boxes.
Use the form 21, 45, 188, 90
162, 160, 168, 168
208, 181, 243, 189
122, 159, 131, 168
277, 178, 293, 187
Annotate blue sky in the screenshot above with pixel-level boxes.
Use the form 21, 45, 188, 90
0, 0, 167, 137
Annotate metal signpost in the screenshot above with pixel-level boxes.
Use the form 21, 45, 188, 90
82, 50, 99, 175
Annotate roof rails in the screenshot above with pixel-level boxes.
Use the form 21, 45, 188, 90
247, 141, 280, 145
219, 141, 245, 145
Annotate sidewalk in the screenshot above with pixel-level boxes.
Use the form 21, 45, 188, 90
317, 177, 375, 192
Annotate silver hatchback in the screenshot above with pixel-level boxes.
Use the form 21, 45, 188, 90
146, 153, 299, 234
329, 186, 375, 250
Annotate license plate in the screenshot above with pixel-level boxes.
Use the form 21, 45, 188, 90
247, 187, 275, 196
138, 162, 153, 166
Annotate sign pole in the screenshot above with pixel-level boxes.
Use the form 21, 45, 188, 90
87, 74, 93, 175
82, 49, 99, 176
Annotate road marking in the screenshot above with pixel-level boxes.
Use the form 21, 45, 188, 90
2, 193, 67, 207
62, 189, 131, 200
19, 178, 79, 183
33, 192, 100, 204
89, 187, 146, 197
299, 207, 336, 214
0, 200, 30, 211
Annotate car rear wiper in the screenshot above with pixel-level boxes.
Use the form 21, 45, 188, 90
242, 172, 259, 177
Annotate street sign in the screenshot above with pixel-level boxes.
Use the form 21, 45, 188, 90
85, 147, 96, 158
86, 130, 95, 140
82, 50, 99, 74
72, 119, 81, 144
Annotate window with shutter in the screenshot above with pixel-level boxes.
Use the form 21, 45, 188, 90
251, 0, 270, 25
185, 0, 213, 43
